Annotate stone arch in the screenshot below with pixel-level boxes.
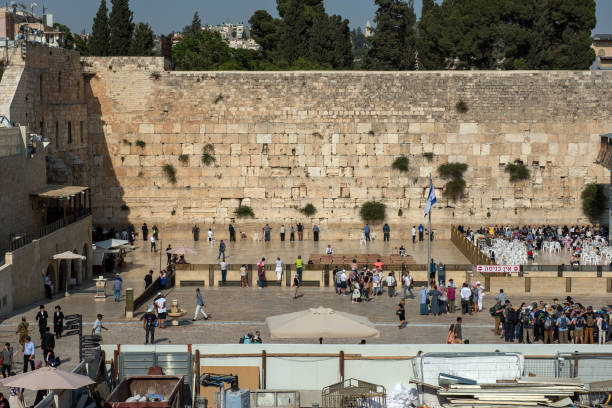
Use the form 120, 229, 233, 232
45, 263, 56, 288
82, 244, 89, 282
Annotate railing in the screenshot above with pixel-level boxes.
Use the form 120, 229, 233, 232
8, 233, 32, 251
39, 219, 65, 237
131, 265, 176, 312
451, 225, 495, 266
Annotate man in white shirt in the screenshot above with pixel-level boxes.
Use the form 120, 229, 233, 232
155, 293, 167, 329
325, 245, 333, 255
150, 235, 156, 252
386, 273, 396, 297
402, 272, 414, 299
411, 226, 416, 244
220, 260, 228, 284
340, 269, 347, 296
23, 336, 35, 372
207, 229, 214, 244
460, 283, 472, 315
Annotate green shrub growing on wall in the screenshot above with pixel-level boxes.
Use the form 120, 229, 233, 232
438, 162, 468, 201
392, 156, 409, 173
178, 154, 189, 164
505, 160, 530, 182
135, 140, 146, 148
299, 203, 317, 216
360, 201, 386, 221
234, 205, 255, 218
163, 164, 177, 184
582, 183, 606, 221
201, 144, 216, 166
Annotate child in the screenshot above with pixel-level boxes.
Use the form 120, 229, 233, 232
352, 282, 361, 303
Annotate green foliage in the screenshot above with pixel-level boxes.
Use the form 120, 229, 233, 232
249, 10, 282, 58
162, 164, 177, 184
416, 0, 596, 70
173, 30, 257, 70
438, 162, 468, 179
183, 12, 202, 37
213, 94, 223, 104
90, 0, 110, 56
234, 205, 255, 218
392, 156, 409, 173
122, 139, 132, 145
363, 0, 417, 70
423, 152, 434, 161
135, 140, 146, 148
505, 160, 530, 182
74, 35, 89, 56
360, 201, 386, 221
581, 183, 606, 221
109, 0, 134, 56
299, 203, 317, 217
53, 23, 75, 50
351, 27, 370, 63
201, 144, 216, 166
455, 100, 469, 113
178, 154, 189, 164
171, 209, 176, 216
438, 162, 469, 201
398, 208, 403, 216
130, 22, 154, 56
120, 204, 130, 211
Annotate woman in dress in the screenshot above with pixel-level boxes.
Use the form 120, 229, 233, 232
418, 287, 429, 315
275, 257, 283, 284
430, 286, 441, 316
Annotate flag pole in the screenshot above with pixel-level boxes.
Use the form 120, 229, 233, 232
427, 183, 432, 282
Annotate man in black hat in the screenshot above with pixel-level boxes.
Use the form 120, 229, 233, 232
35, 305, 48, 339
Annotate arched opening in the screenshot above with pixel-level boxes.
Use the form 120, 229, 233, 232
58, 260, 67, 292
46, 263, 55, 286
82, 244, 88, 282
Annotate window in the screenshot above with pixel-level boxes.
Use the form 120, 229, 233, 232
39, 74, 43, 101
55, 121, 59, 148
67, 121, 72, 144
58, 72, 61, 94
80, 121, 83, 143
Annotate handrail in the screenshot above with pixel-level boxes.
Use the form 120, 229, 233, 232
451, 225, 495, 266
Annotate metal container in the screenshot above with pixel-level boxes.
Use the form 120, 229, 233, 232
104, 375, 184, 408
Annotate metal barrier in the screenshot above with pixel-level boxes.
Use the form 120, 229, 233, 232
8, 233, 32, 251
451, 225, 494, 266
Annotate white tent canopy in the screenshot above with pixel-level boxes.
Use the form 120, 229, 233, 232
94, 239, 128, 250
266, 307, 380, 339
51, 251, 86, 260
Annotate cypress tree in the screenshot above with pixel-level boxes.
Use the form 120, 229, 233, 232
184, 12, 202, 37
108, 0, 135, 56
89, 0, 110, 56
363, 0, 418, 70
130, 22, 154, 56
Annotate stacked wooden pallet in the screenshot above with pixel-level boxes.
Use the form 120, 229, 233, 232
439, 377, 587, 408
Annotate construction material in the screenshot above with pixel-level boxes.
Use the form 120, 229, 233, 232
438, 377, 586, 408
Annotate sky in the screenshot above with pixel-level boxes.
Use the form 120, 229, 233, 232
40, 0, 612, 36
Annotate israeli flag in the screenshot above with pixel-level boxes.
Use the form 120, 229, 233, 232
424, 177, 437, 216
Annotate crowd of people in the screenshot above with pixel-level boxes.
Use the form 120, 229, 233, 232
490, 291, 611, 344
458, 224, 610, 265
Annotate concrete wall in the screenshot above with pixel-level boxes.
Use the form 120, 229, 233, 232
82, 57, 612, 239
3, 215, 92, 312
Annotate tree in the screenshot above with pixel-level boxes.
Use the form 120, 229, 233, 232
581, 183, 607, 221
249, 10, 282, 56
53, 23, 75, 49
363, 0, 417, 70
183, 11, 202, 37
74, 34, 90, 56
89, 0, 110, 56
528, 0, 596, 69
351, 27, 369, 61
130, 22, 154, 56
109, 0, 135, 56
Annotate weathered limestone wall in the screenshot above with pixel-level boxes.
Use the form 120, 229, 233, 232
3, 216, 92, 312
83, 57, 612, 239
0, 45, 89, 185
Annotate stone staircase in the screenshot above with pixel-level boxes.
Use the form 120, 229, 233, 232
0, 48, 25, 120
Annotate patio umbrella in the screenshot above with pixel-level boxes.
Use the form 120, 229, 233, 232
265, 307, 380, 339
167, 246, 198, 255
0, 367, 94, 390
51, 251, 86, 260
94, 239, 129, 250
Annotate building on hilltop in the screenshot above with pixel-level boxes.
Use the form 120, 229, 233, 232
365, 20, 373, 38
592, 34, 612, 70
203, 23, 260, 50
0, 6, 63, 47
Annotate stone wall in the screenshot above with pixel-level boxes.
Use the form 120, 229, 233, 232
0, 45, 89, 185
80, 59, 612, 239
3, 215, 92, 313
